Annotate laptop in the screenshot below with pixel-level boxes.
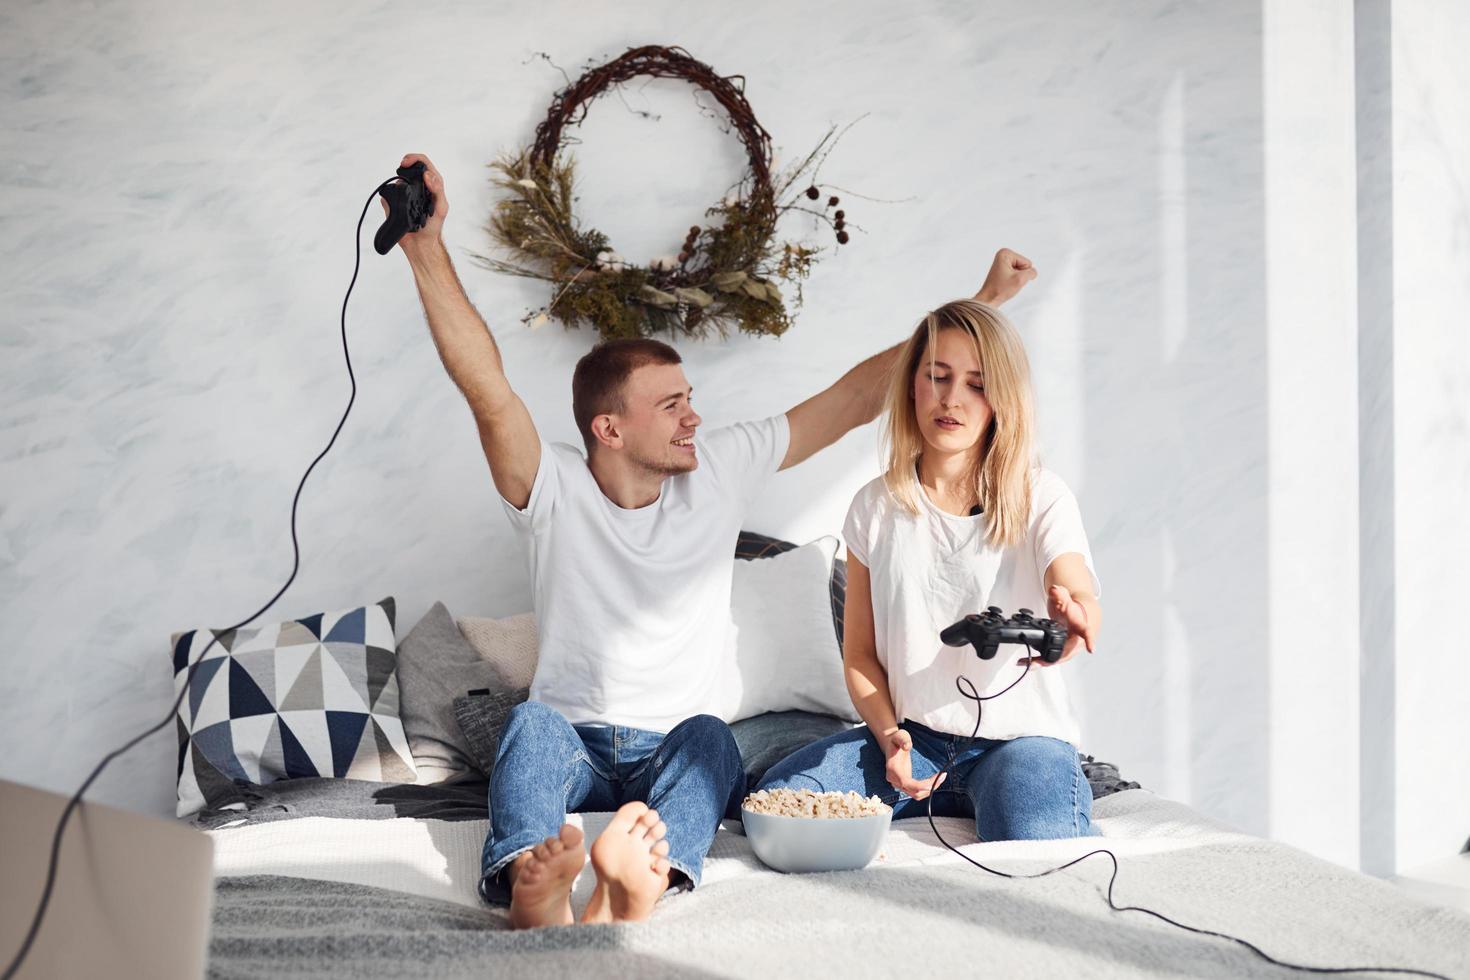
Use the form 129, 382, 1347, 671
0, 778, 215, 980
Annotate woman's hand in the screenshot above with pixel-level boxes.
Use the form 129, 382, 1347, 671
974, 248, 1038, 306
1020, 584, 1096, 667
884, 729, 946, 800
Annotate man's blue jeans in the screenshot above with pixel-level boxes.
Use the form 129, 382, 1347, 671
479, 700, 747, 905
755, 719, 1096, 840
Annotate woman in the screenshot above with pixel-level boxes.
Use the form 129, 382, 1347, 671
756, 298, 1102, 840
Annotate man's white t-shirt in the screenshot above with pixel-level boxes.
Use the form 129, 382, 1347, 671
842, 467, 1100, 746
499, 414, 791, 733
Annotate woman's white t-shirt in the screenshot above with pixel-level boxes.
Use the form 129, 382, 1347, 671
842, 467, 1100, 746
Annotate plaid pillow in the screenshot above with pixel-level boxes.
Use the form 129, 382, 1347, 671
735, 530, 847, 652
169, 596, 417, 817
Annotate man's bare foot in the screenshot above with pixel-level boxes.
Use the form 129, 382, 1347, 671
580, 802, 672, 924
507, 824, 586, 929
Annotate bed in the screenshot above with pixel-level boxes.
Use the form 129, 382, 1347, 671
194, 764, 1470, 979
170, 535, 1468, 977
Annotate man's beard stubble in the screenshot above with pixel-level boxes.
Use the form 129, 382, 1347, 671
630, 443, 697, 478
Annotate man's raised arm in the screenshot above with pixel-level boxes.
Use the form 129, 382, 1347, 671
392, 154, 540, 509
779, 248, 1038, 471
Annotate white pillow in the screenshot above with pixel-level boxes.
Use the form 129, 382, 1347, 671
713, 535, 857, 724
458, 538, 856, 726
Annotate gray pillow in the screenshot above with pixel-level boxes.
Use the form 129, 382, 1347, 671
729, 710, 854, 786
452, 688, 530, 777
396, 601, 520, 783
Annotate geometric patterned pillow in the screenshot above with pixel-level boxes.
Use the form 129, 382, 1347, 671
169, 596, 417, 817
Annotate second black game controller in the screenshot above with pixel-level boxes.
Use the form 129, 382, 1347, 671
375, 161, 435, 255
940, 606, 1068, 664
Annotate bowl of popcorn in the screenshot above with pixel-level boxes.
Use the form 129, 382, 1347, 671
740, 788, 893, 873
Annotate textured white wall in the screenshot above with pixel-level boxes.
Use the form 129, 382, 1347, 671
1354, 0, 1470, 879
2, 0, 1461, 875
1381, 0, 1470, 875
1263, 0, 1360, 870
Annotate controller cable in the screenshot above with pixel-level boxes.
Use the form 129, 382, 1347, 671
921, 657, 1451, 979
2, 175, 403, 980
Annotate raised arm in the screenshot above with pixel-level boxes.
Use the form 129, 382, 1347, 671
780, 341, 901, 471
392, 154, 541, 509
780, 248, 1038, 471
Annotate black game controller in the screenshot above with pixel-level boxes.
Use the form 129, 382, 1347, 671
940, 606, 1068, 664
375, 161, 435, 255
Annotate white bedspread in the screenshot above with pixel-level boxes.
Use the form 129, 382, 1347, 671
207, 788, 1470, 980
208, 789, 1211, 915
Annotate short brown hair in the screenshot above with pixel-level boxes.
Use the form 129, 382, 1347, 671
571, 338, 683, 453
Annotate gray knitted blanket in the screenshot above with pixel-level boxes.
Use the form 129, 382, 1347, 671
205, 791, 1470, 979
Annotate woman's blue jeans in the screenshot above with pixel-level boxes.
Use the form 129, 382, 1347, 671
479, 700, 746, 905
755, 719, 1096, 840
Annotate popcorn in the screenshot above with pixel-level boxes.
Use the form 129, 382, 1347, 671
742, 788, 889, 819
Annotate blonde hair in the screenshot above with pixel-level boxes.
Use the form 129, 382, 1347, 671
879, 299, 1037, 548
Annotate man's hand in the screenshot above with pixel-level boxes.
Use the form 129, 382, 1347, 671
884, 729, 946, 800
384, 153, 449, 254
1019, 584, 1096, 667
974, 248, 1038, 306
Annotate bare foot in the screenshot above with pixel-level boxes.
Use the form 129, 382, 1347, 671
581, 802, 672, 924
507, 824, 586, 929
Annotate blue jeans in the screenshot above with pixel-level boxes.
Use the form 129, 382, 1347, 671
755, 719, 1096, 840
479, 701, 746, 905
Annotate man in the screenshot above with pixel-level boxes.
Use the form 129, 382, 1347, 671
388, 153, 1037, 928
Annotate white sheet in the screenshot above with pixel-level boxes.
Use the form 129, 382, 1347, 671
209, 789, 1269, 918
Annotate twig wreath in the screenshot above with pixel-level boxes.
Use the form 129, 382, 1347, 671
470, 45, 855, 341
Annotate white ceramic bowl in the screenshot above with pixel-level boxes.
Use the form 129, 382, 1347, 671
741, 805, 893, 873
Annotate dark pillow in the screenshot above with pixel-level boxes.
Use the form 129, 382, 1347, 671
737, 530, 847, 652
1081, 754, 1143, 800
452, 688, 530, 777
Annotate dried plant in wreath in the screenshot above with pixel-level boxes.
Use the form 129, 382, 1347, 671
470, 45, 856, 341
